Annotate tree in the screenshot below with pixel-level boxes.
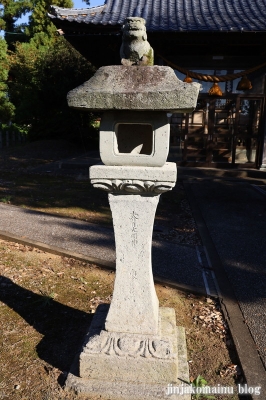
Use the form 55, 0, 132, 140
0, 0, 31, 33
1, 0, 74, 47
8, 37, 96, 142
27, 0, 74, 46
2, 0, 98, 146
1, 0, 79, 34
0, 37, 15, 123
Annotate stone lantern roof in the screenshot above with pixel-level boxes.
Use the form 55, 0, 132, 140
67, 66, 201, 113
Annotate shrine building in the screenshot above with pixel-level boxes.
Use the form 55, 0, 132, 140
49, 0, 266, 169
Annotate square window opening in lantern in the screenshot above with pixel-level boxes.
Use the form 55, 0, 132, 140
115, 123, 154, 155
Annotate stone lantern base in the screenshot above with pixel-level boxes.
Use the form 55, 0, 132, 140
65, 306, 190, 400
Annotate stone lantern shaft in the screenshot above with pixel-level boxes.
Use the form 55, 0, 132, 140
106, 193, 160, 335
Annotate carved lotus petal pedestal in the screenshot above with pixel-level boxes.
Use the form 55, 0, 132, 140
65, 164, 191, 400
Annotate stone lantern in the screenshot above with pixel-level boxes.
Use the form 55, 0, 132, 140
65, 28, 200, 400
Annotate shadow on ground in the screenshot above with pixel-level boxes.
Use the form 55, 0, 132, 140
0, 276, 93, 372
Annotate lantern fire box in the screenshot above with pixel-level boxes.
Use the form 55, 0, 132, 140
99, 110, 169, 167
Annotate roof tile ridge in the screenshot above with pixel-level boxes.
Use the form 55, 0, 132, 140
166, 0, 176, 30
126, 0, 138, 20
223, 0, 241, 29
243, 0, 266, 30
93, 0, 111, 24
174, 0, 185, 31
143, 0, 150, 21
167, 0, 178, 30
189, 0, 201, 30
109, 0, 122, 14
228, 0, 246, 29
208, 0, 231, 31
133, 0, 145, 17
49, 4, 105, 17
182, 0, 190, 30
102, 0, 112, 12
175, 0, 182, 30
224, 0, 253, 31
149, 0, 160, 30
234, 0, 261, 30
197, 0, 212, 30
117, 0, 134, 24
159, 0, 169, 29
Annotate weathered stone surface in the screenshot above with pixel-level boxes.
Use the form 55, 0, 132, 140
90, 163, 177, 193
67, 65, 201, 112
82, 331, 174, 359
99, 111, 169, 167
105, 193, 160, 335
65, 307, 191, 400
66, 42, 194, 398
90, 162, 177, 183
91, 178, 176, 193
80, 308, 177, 381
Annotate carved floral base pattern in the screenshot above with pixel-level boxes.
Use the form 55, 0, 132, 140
83, 331, 174, 359
90, 178, 175, 193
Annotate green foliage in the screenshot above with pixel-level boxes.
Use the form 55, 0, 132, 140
2, 0, 99, 147
8, 37, 97, 145
1, 0, 74, 37
0, 6, 5, 31
0, 195, 12, 204
2, 0, 74, 48
0, 37, 15, 123
0, 0, 32, 33
191, 375, 215, 399
27, 0, 73, 45
0, 122, 30, 136
31, 290, 56, 307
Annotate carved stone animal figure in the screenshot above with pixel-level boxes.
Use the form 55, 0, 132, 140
120, 17, 154, 66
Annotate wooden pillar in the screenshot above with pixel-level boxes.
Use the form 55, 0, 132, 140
260, 129, 266, 169
6, 131, 9, 147
259, 97, 266, 169
12, 131, 16, 144
231, 96, 241, 165
182, 113, 189, 161
206, 98, 215, 163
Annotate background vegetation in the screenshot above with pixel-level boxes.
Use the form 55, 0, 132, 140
0, 0, 98, 148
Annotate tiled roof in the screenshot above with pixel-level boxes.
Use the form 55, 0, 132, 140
49, 0, 266, 32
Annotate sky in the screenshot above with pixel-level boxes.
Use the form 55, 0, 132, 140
74, 0, 104, 8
